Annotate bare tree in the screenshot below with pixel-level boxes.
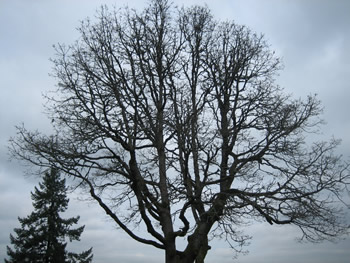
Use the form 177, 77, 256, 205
10, 0, 350, 262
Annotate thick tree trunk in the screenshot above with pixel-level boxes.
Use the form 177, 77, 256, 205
174, 224, 211, 263
163, 235, 210, 263
165, 249, 181, 263
195, 237, 210, 263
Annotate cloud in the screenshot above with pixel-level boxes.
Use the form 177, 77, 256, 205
236, 223, 350, 263
65, 194, 165, 262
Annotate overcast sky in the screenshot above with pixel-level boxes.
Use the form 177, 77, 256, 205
1, 0, 350, 262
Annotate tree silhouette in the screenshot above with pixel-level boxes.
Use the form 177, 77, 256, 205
10, 0, 349, 262
5, 169, 93, 263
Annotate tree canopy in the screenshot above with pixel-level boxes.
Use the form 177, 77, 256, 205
10, 0, 350, 262
5, 169, 93, 263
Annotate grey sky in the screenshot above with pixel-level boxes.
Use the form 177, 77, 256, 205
1, 0, 350, 262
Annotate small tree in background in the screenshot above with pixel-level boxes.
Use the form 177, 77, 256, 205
5, 169, 93, 263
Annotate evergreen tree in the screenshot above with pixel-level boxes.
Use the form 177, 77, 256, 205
5, 169, 93, 263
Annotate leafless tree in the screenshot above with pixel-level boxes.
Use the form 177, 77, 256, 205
10, 0, 350, 262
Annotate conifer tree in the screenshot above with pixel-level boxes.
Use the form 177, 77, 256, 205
5, 169, 93, 263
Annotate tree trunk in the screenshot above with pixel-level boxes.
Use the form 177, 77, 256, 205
165, 242, 181, 263
195, 238, 210, 263
166, 252, 181, 263
164, 237, 210, 263
176, 226, 211, 263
